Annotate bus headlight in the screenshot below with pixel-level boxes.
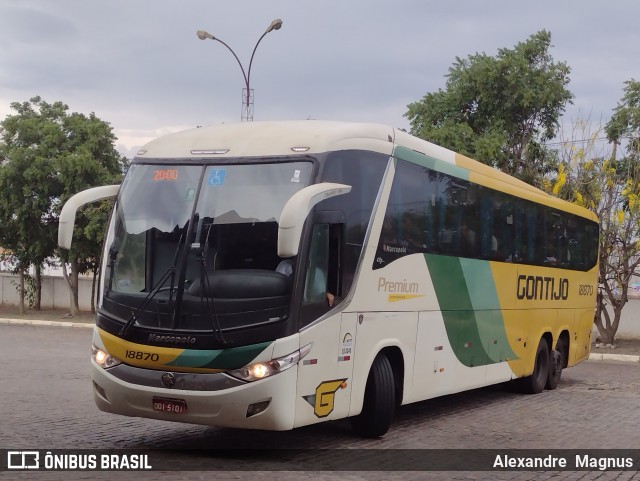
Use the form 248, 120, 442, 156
228, 343, 312, 382
92, 344, 122, 369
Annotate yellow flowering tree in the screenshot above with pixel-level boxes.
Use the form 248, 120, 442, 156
593, 158, 640, 345
547, 81, 640, 344
599, 79, 640, 345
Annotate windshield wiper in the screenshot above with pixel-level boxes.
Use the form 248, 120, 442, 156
172, 167, 207, 329
119, 230, 185, 337
197, 222, 226, 344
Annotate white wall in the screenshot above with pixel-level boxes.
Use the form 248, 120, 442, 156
0, 273, 94, 311
598, 294, 640, 339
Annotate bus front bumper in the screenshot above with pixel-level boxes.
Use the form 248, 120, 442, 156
90, 360, 297, 430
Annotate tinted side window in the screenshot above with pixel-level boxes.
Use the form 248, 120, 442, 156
302, 224, 330, 305
375, 160, 436, 268
321, 150, 388, 245
374, 158, 598, 271
484, 189, 511, 261
320, 150, 388, 291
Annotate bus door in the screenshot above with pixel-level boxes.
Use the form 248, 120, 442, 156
295, 213, 354, 426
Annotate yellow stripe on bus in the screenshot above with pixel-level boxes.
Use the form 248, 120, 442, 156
98, 328, 225, 374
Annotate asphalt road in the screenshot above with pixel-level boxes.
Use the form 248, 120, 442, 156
1, 323, 639, 481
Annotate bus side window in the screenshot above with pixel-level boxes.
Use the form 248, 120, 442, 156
327, 223, 343, 300
543, 211, 562, 266
303, 224, 330, 305
299, 223, 344, 327
374, 159, 434, 268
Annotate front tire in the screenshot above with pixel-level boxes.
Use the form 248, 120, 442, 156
351, 353, 395, 438
516, 338, 549, 394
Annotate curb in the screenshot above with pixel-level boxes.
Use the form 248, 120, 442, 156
588, 352, 640, 363
2, 318, 640, 362
0, 318, 94, 329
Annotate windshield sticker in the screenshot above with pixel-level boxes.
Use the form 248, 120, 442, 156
185, 187, 196, 201
208, 169, 227, 186
291, 170, 301, 183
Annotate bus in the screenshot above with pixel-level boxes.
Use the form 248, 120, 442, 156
58, 121, 599, 437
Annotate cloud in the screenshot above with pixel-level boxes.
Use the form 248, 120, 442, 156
0, 0, 638, 155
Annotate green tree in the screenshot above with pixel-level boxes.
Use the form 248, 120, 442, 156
607, 79, 640, 157
55, 109, 126, 315
406, 30, 572, 185
0, 98, 64, 312
61, 199, 116, 314
0, 96, 124, 314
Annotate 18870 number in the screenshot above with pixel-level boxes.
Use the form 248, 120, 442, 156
125, 350, 159, 361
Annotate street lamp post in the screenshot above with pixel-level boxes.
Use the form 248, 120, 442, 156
197, 18, 283, 121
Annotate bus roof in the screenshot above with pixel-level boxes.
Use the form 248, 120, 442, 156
137, 121, 396, 159
136, 120, 597, 222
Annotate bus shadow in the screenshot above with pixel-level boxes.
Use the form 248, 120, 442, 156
127, 381, 533, 452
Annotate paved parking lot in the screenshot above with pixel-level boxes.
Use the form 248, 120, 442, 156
1, 323, 639, 480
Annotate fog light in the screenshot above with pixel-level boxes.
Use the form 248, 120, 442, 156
93, 381, 108, 401
246, 399, 271, 418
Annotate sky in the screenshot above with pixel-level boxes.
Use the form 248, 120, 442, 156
0, 0, 638, 158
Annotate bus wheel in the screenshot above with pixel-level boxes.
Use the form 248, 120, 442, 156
546, 345, 564, 390
350, 353, 395, 438
516, 338, 549, 394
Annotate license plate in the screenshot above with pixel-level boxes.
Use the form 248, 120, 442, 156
152, 396, 187, 414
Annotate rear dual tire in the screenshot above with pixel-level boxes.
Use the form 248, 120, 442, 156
545, 345, 563, 390
516, 338, 550, 394
516, 337, 566, 393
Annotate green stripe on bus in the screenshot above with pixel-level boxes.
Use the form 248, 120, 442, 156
165, 349, 223, 368
167, 341, 272, 370
209, 342, 272, 369
459, 258, 501, 310
460, 258, 517, 362
424, 254, 493, 367
393, 146, 469, 180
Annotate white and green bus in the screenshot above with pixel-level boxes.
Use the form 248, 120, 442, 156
59, 121, 599, 437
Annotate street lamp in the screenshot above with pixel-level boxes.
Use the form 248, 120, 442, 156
197, 18, 283, 121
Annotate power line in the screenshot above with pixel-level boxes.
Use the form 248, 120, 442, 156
544, 136, 633, 147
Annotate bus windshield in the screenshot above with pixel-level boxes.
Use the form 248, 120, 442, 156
102, 161, 313, 335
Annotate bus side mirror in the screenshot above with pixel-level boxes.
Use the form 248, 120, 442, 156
58, 185, 120, 249
277, 183, 351, 257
